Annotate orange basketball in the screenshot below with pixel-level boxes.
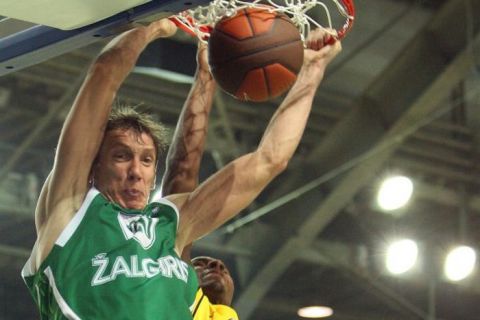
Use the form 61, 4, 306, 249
208, 8, 304, 102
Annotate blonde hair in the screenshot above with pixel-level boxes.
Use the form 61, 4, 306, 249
106, 106, 169, 160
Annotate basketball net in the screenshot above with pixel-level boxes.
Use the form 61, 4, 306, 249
171, 0, 355, 43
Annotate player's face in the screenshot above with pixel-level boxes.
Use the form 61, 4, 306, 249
93, 128, 157, 210
192, 256, 234, 306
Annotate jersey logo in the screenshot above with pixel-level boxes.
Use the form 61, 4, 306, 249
117, 213, 159, 249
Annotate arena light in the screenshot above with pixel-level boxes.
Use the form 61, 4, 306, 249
444, 246, 476, 281
377, 175, 413, 211
386, 239, 418, 275
297, 306, 333, 318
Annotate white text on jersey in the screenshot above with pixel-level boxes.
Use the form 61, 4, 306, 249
91, 253, 189, 286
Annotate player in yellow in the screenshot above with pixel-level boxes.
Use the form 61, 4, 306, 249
191, 256, 238, 320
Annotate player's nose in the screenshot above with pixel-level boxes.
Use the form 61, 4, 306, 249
128, 158, 142, 180
207, 259, 225, 272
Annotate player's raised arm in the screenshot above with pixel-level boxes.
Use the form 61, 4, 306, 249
161, 43, 216, 196
33, 20, 176, 266
172, 28, 342, 250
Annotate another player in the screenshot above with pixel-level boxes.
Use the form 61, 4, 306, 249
191, 256, 237, 320
21, 14, 341, 319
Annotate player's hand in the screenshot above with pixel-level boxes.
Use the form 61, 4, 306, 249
150, 18, 178, 38
303, 28, 342, 69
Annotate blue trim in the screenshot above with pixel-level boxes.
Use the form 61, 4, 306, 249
0, 0, 210, 76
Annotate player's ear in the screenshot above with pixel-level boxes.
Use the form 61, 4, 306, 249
88, 161, 98, 187
88, 171, 95, 187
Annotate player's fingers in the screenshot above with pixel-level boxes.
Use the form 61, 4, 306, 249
306, 28, 338, 51
306, 28, 322, 50
318, 39, 342, 62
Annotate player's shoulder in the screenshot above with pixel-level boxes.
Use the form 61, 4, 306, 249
194, 289, 239, 320
162, 193, 189, 211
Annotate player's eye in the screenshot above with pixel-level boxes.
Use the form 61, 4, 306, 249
193, 261, 207, 267
143, 156, 154, 164
114, 152, 128, 160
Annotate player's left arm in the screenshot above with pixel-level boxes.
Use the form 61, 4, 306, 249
171, 29, 342, 251
161, 44, 215, 261
161, 43, 216, 196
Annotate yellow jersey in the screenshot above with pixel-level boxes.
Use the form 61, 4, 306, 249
192, 289, 239, 320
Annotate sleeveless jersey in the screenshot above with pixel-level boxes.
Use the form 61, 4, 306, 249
22, 187, 198, 320
192, 289, 239, 320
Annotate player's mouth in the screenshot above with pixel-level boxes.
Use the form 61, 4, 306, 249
124, 188, 143, 199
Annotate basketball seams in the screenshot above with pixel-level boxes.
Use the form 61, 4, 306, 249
212, 15, 293, 42
244, 8, 256, 37
212, 39, 302, 73
209, 15, 301, 64
261, 67, 271, 98
238, 54, 300, 75
264, 64, 298, 95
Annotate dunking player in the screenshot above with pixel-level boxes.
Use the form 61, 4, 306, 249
160, 43, 238, 320
21, 16, 341, 319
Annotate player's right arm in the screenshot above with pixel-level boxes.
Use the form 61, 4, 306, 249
32, 20, 177, 269
172, 29, 342, 251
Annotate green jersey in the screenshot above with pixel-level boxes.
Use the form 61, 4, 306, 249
22, 188, 198, 319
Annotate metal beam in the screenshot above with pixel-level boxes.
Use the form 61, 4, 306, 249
0, 73, 85, 184
0, 244, 30, 259
212, 92, 242, 158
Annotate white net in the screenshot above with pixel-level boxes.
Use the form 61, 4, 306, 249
174, 0, 353, 43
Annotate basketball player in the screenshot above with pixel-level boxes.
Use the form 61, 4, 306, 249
191, 256, 237, 320
161, 43, 238, 320
21, 15, 341, 319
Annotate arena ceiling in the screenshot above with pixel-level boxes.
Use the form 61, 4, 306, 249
1, 0, 480, 319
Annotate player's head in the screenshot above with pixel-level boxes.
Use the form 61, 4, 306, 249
106, 107, 169, 159
192, 256, 235, 306
91, 106, 168, 209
